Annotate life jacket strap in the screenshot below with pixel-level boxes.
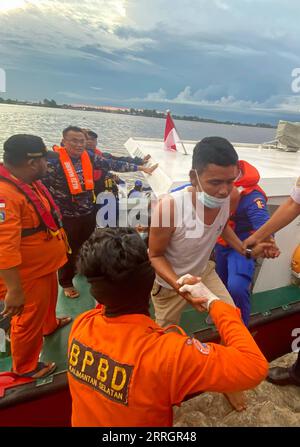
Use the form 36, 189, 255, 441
21, 224, 45, 238
60, 228, 72, 254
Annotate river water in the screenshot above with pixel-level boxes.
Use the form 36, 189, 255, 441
0, 104, 275, 157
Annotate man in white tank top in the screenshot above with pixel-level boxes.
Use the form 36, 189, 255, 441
149, 136, 269, 329
149, 137, 273, 411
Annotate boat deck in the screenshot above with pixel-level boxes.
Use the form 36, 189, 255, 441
0, 278, 299, 427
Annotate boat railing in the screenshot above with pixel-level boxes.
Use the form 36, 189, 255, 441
260, 121, 300, 152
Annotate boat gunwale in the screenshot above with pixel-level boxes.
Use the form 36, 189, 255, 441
1, 299, 300, 411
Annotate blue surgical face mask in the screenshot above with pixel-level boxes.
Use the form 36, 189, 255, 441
194, 169, 228, 209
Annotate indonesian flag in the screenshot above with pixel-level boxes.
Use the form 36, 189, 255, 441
164, 112, 180, 151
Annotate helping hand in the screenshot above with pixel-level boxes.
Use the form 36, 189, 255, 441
176, 273, 201, 286
260, 237, 280, 258
178, 282, 220, 313
143, 154, 151, 164
242, 234, 258, 250
243, 237, 280, 259
112, 174, 121, 184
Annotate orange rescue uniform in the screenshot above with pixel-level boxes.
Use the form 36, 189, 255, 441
68, 301, 268, 427
0, 180, 67, 374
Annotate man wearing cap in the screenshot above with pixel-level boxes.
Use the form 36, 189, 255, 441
0, 134, 70, 378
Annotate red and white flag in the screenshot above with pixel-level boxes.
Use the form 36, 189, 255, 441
164, 112, 180, 151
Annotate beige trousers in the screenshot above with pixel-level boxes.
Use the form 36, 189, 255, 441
151, 260, 234, 328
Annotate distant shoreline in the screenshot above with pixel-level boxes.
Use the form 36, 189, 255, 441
0, 98, 276, 129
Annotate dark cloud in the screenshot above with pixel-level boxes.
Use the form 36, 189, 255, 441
0, 0, 300, 123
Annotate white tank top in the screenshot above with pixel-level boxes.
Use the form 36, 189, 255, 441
291, 176, 300, 204
156, 189, 230, 289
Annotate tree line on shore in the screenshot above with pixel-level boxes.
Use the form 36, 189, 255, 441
0, 97, 275, 128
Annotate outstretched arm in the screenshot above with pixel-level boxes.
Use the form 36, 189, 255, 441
221, 223, 275, 258
243, 197, 300, 248
169, 300, 268, 405
95, 154, 158, 175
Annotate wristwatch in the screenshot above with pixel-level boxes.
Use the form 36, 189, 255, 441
245, 248, 253, 259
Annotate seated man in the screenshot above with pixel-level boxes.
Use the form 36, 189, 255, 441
67, 227, 268, 427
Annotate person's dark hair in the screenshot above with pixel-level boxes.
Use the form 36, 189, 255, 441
78, 227, 154, 316
77, 227, 149, 281
3, 134, 46, 167
192, 137, 238, 172
62, 126, 85, 138
86, 130, 98, 139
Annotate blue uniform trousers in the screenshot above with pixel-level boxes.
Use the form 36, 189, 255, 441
215, 244, 255, 326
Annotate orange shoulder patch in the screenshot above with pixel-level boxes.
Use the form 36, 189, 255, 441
186, 337, 210, 355
254, 198, 265, 209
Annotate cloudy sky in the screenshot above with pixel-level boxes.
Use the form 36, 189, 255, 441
1, 0, 300, 123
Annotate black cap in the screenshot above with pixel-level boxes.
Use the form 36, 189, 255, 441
3, 134, 47, 162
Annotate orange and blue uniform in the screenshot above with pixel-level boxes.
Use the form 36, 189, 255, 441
67, 301, 268, 427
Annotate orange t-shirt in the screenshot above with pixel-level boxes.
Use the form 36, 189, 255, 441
67, 301, 268, 427
0, 180, 67, 288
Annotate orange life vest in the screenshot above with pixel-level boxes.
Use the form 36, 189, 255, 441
235, 160, 267, 201
217, 160, 267, 247
53, 146, 94, 195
